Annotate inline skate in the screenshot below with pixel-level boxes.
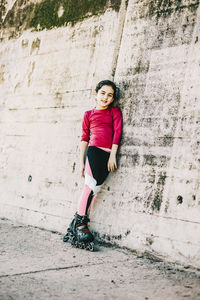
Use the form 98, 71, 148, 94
63, 213, 95, 251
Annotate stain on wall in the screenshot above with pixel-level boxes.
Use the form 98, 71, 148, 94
0, 64, 5, 84
0, 0, 7, 27
30, 37, 40, 54
2, 0, 121, 33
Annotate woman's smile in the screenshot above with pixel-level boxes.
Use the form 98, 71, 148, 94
95, 85, 114, 109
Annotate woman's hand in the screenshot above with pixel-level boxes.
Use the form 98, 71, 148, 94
80, 163, 85, 178
80, 141, 88, 178
108, 153, 117, 172
108, 144, 118, 172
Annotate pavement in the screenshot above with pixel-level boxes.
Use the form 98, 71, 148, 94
0, 218, 200, 300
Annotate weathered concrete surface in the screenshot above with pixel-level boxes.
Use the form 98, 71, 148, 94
0, 0, 200, 268
1, 219, 200, 300
96, 0, 200, 267
0, 3, 124, 227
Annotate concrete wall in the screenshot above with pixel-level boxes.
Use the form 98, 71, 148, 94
0, 0, 200, 268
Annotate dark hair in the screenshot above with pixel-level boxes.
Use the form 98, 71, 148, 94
95, 80, 117, 102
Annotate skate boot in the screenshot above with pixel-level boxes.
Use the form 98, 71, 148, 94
62, 218, 75, 242
63, 213, 95, 251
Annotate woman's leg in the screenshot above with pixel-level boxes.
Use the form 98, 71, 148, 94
77, 146, 110, 216
77, 183, 94, 216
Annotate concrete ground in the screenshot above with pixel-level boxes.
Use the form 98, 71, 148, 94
0, 219, 200, 300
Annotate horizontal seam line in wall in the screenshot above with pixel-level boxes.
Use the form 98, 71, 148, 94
3, 46, 95, 59
150, 213, 200, 225
1, 206, 200, 226
0, 203, 67, 219
7, 106, 77, 110
5, 88, 92, 97
94, 211, 200, 225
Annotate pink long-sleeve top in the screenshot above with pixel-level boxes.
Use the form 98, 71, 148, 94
81, 106, 122, 149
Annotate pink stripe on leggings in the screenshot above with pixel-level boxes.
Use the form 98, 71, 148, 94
77, 157, 97, 216
77, 184, 94, 216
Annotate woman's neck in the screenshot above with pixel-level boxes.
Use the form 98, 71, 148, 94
95, 106, 109, 110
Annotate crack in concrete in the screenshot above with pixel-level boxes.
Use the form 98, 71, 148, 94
0, 264, 84, 279
111, 0, 128, 79
0, 259, 130, 279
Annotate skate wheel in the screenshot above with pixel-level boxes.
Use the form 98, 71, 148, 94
86, 242, 95, 252
71, 236, 76, 246
74, 240, 79, 248
63, 233, 69, 242
80, 242, 85, 249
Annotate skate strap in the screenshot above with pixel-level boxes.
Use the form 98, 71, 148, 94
76, 224, 87, 230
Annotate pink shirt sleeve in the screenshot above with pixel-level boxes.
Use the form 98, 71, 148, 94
112, 107, 123, 145
81, 111, 90, 142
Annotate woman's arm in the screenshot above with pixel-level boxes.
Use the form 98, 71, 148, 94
80, 141, 88, 177
108, 107, 122, 172
108, 144, 118, 172
80, 111, 90, 177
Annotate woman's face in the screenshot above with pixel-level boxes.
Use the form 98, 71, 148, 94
95, 85, 114, 109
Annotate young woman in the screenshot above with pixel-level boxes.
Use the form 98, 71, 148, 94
63, 80, 122, 250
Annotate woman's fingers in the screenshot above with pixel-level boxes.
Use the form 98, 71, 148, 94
108, 161, 117, 172
81, 166, 85, 177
